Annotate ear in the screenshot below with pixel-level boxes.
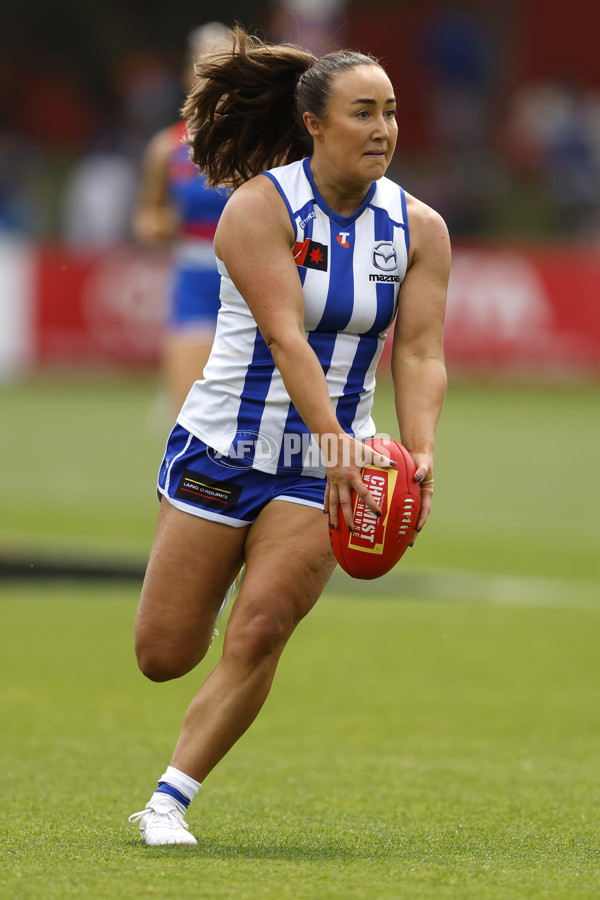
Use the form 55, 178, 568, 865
303, 111, 323, 140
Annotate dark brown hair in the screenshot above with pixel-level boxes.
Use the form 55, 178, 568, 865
182, 25, 380, 189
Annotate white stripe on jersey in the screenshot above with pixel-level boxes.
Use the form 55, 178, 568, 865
178, 157, 409, 476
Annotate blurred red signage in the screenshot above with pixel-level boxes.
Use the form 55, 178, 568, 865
1, 241, 598, 376
442, 246, 600, 372
34, 244, 168, 367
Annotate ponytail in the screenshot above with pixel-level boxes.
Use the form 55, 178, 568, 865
182, 26, 315, 189
182, 25, 382, 189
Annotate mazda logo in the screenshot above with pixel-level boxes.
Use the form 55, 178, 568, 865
372, 242, 397, 272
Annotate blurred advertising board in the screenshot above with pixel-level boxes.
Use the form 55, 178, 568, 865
443, 246, 600, 375
33, 244, 168, 368
0, 240, 599, 377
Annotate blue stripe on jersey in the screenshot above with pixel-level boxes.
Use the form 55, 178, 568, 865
295, 200, 316, 238
276, 413, 311, 473
400, 187, 410, 252
316, 220, 355, 332
262, 171, 296, 226
234, 331, 276, 465
335, 335, 380, 435
276, 330, 338, 472
293, 198, 317, 289
368, 206, 398, 337
297, 260, 308, 289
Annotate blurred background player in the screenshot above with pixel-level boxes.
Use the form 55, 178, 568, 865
133, 23, 231, 416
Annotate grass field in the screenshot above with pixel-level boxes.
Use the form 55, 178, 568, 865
1, 374, 600, 899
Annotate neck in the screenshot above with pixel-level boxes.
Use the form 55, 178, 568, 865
309, 159, 372, 217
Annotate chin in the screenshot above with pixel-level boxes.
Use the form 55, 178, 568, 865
364, 158, 388, 179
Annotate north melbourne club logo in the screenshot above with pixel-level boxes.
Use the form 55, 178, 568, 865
372, 242, 397, 272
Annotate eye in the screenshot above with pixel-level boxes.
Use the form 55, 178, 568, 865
385, 108, 397, 118
356, 110, 369, 119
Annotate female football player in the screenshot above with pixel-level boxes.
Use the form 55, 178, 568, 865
129, 26, 449, 845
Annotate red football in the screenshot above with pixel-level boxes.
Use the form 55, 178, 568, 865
328, 438, 421, 579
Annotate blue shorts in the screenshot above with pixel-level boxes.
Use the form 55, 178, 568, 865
169, 268, 222, 328
158, 423, 327, 527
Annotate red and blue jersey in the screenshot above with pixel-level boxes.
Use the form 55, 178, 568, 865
166, 122, 229, 326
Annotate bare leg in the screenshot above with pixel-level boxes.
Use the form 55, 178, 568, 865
170, 500, 335, 781
134, 499, 247, 681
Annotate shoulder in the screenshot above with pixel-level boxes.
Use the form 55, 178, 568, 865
215, 175, 295, 256
142, 124, 180, 167
404, 192, 451, 266
222, 173, 289, 216
154, 124, 181, 152
405, 193, 449, 241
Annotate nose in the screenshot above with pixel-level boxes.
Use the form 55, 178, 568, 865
371, 113, 389, 139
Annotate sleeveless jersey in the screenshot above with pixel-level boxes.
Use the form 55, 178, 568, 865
178, 157, 409, 476
166, 122, 229, 324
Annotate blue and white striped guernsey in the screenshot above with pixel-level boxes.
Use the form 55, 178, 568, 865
178, 157, 409, 477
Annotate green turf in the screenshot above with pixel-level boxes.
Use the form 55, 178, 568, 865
0, 375, 166, 559
372, 380, 600, 583
1, 375, 598, 582
2, 584, 600, 899
1, 375, 600, 897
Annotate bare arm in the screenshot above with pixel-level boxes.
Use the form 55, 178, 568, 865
391, 194, 450, 540
215, 176, 394, 529
133, 128, 180, 244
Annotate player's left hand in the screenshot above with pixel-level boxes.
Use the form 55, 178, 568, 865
409, 453, 434, 546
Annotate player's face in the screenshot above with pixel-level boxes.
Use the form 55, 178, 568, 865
310, 65, 398, 187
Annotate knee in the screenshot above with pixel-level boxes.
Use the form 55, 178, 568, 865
136, 650, 188, 682
135, 635, 211, 682
226, 607, 294, 665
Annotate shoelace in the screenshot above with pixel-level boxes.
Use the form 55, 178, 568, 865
128, 805, 190, 830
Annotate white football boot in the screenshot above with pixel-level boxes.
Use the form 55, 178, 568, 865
128, 795, 198, 846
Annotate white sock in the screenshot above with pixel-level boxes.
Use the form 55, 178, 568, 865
152, 764, 202, 813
